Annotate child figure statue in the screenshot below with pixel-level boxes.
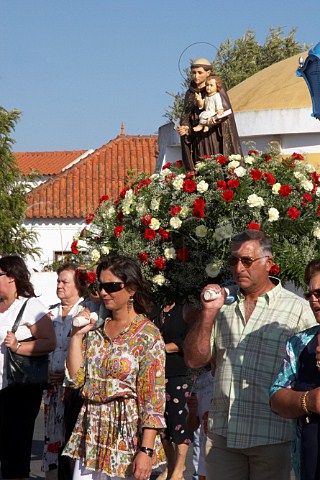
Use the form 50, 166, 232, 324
193, 76, 229, 132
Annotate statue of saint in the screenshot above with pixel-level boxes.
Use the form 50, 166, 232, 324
178, 58, 242, 170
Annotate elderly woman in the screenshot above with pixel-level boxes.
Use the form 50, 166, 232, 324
270, 258, 320, 480
0, 255, 56, 480
63, 256, 166, 480
43, 263, 88, 480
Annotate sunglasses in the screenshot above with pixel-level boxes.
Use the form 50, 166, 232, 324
97, 281, 126, 293
229, 255, 269, 269
0, 272, 7, 276
304, 289, 320, 301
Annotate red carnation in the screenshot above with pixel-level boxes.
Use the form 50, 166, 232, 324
99, 195, 109, 203
142, 214, 152, 226
183, 179, 197, 193
138, 252, 149, 264
215, 155, 227, 165
247, 222, 260, 230
71, 240, 79, 255
222, 190, 234, 202
264, 172, 276, 185
154, 257, 166, 269
186, 170, 198, 179
158, 228, 169, 240
79, 228, 87, 237
175, 160, 183, 167
170, 206, 182, 216
85, 213, 95, 224
303, 193, 313, 202
117, 211, 124, 223
250, 169, 262, 181
278, 185, 292, 197
227, 178, 240, 189
217, 180, 227, 190
119, 186, 131, 198
291, 152, 304, 161
144, 228, 156, 241
262, 153, 272, 162
162, 162, 172, 170
270, 265, 280, 275
86, 272, 97, 284
177, 247, 189, 262
164, 173, 177, 184
114, 225, 124, 237
193, 198, 205, 218
287, 207, 300, 219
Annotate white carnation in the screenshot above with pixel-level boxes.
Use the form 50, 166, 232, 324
164, 247, 176, 260
170, 217, 182, 229
234, 166, 246, 177
205, 262, 221, 278
247, 194, 264, 208
272, 183, 281, 194
300, 179, 314, 191
195, 225, 208, 238
244, 156, 255, 164
152, 274, 166, 285
172, 178, 184, 190
313, 226, 320, 239
150, 198, 160, 210
150, 218, 161, 230
213, 224, 233, 241
196, 161, 206, 170
228, 154, 242, 161
180, 206, 189, 218
197, 180, 209, 193
160, 168, 171, 176
316, 187, 320, 197
101, 246, 110, 255
136, 202, 147, 214
228, 160, 240, 170
91, 249, 100, 261
293, 171, 304, 180
105, 206, 116, 218
268, 207, 280, 222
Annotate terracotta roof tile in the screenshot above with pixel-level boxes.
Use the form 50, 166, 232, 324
26, 135, 158, 219
14, 150, 88, 175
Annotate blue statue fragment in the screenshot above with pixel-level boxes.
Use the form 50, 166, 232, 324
296, 42, 320, 120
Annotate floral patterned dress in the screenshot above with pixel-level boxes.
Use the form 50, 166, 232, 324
63, 315, 166, 478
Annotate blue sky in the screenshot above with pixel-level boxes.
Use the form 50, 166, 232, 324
1, 0, 319, 152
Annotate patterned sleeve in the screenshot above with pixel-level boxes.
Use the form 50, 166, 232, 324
270, 335, 301, 397
65, 336, 87, 388
137, 323, 167, 430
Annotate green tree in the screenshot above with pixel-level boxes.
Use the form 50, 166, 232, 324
0, 106, 40, 258
166, 26, 309, 120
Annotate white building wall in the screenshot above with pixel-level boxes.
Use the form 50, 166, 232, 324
24, 218, 85, 271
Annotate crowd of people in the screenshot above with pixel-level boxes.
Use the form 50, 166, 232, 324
1, 228, 320, 480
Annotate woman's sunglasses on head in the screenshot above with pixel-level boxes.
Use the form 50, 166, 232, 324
97, 281, 126, 293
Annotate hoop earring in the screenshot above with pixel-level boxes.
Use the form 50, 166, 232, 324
127, 295, 134, 312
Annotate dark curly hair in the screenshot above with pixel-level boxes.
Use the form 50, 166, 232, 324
0, 255, 35, 297
96, 256, 152, 315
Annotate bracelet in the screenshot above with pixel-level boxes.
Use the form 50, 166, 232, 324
139, 446, 154, 457
300, 391, 311, 423
15, 342, 21, 353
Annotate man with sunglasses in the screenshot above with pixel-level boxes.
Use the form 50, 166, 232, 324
184, 230, 315, 480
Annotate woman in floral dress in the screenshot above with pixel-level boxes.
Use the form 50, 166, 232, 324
63, 256, 166, 480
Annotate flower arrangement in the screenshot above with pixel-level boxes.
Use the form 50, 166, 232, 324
70, 152, 320, 306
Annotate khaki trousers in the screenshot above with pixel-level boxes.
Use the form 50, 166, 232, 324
206, 433, 292, 480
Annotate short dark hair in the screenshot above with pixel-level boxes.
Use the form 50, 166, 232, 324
304, 258, 320, 285
57, 263, 87, 297
0, 255, 35, 297
96, 256, 152, 315
231, 230, 273, 255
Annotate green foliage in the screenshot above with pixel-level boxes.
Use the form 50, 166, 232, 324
0, 106, 40, 259
166, 26, 309, 119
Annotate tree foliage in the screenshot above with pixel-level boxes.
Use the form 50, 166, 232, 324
0, 106, 40, 258
166, 26, 309, 121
